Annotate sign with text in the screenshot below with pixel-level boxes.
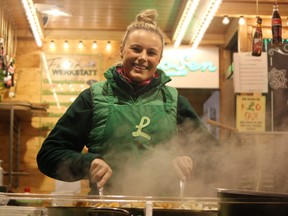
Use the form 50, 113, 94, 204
158, 46, 219, 88
236, 95, 266, 132
233, 52, 268, 93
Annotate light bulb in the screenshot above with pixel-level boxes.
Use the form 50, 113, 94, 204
222, 15, 230, 25
239, 16, 245, 25
106, 41, 111, 51
92, 41, 97, 49
49, 40, 55, 48
64, 40, 69, 49
78, 41, 83, 49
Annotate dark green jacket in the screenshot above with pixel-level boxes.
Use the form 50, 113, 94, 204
37, 66, 218, 192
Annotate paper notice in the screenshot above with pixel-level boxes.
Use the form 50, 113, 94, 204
233, 52, 268, 93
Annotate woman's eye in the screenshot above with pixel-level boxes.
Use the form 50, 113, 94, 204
131, 47, 141, 52
148, 51, 157, 56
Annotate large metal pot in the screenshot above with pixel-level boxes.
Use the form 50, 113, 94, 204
47, 206, 217, 216
217, 188, 288, 216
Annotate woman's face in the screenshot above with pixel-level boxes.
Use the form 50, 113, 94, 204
121, 30, 163, 82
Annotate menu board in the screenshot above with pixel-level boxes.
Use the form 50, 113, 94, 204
267, 42, 288, 131
236, 95, 266, 132
233, 52, 268, 93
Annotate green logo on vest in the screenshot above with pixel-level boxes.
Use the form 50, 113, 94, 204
132, 116, 151, 140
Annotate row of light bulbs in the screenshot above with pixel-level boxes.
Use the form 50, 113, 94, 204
49, 40, 112, 50
222, 15, 288, 26
222, 15, 246, 25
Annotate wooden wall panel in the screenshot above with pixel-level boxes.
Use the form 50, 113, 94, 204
0, 39, 121, 194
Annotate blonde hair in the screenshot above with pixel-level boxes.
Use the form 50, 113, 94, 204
121, 9, 164, 55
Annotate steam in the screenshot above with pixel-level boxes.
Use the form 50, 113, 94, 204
105, 120, 288, 197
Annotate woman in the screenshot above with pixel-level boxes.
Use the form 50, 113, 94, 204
37, 9, 218, 196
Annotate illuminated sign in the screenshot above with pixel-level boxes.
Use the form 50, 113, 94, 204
159, 46, 219, 88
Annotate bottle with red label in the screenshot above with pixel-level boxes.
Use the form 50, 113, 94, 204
252, 17, 263, 56
271, 1, 282, 46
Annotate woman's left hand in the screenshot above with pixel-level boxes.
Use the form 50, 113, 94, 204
172, 156, 193, 181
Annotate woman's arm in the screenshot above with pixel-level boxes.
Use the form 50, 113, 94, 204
37, 89, 100, 181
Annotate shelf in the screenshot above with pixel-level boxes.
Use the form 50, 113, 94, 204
0, 101, 48, 189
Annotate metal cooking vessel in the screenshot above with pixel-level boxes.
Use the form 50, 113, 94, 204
217, 188, 288, 216
0, 192, 218, 216
46, 206, 217, 216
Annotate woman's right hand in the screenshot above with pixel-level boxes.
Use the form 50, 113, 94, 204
90, 158, 112, 189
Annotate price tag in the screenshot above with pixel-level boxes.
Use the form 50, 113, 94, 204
236, 95, 266, 132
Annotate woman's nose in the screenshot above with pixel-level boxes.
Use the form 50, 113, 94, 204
138, 51, 148, 60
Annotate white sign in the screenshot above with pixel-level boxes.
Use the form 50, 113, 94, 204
158, 46, 219, 89
233, 52, 268, 93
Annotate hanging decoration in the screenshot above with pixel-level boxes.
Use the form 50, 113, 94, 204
0, 0, 17, 100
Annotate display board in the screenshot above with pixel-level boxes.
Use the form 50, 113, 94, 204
267, 42, 288, 131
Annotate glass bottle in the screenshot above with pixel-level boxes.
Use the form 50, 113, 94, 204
271, 1, 282, 46
252, 17, 263, 56
0, 160, 3, 186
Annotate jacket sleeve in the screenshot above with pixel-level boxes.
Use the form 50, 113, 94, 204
37, 89, 100, 182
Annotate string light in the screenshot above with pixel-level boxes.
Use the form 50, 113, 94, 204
21, 0, 44, 47
190, 0, 222, 50
92, 41, 97, 49
222, 15, 230, 25
106, 41, 111, 51
78, 40, 83, 49
172, 0, 200, 48
239, 16, 245, 25
64, 40, 69, 49
49, 40, 55, 49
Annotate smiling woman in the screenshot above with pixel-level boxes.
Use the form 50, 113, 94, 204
36, 8, 219, 196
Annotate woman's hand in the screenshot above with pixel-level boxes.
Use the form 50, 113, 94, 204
90, 158, 112, 188
172, 156, 193, 181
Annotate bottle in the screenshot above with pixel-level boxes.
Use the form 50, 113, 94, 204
271, 1, 282, 46
0, 160, 3, 186
252, 17, 263, 56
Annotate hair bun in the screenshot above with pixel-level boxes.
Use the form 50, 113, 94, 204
136, 9, 158, 26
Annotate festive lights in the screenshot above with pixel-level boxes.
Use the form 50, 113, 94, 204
92, 41, 98, 49
239, 16, 246, 25
63, 40, 69, 49
222, 15, 230, 25
173, 0, 200, 48
21, 0, 44, 47
190, 0, 222, 50
78, 41, 83, 49
106, 41, 111, 51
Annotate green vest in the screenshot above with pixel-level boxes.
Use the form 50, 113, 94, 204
88, 67, 179, 195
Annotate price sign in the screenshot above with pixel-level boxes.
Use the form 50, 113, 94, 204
236, 95, 266, 132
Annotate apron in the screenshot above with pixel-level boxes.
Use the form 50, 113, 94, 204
89, 82, 178, 195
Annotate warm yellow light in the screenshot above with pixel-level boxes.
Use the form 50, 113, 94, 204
49, 40, 55, 48
106, 41, 111, 51
222, 15, 230, 25
239, 16, 245, 25
92, 41, 98, 49
64, 40, 69, 49
78, 41, 83, 49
